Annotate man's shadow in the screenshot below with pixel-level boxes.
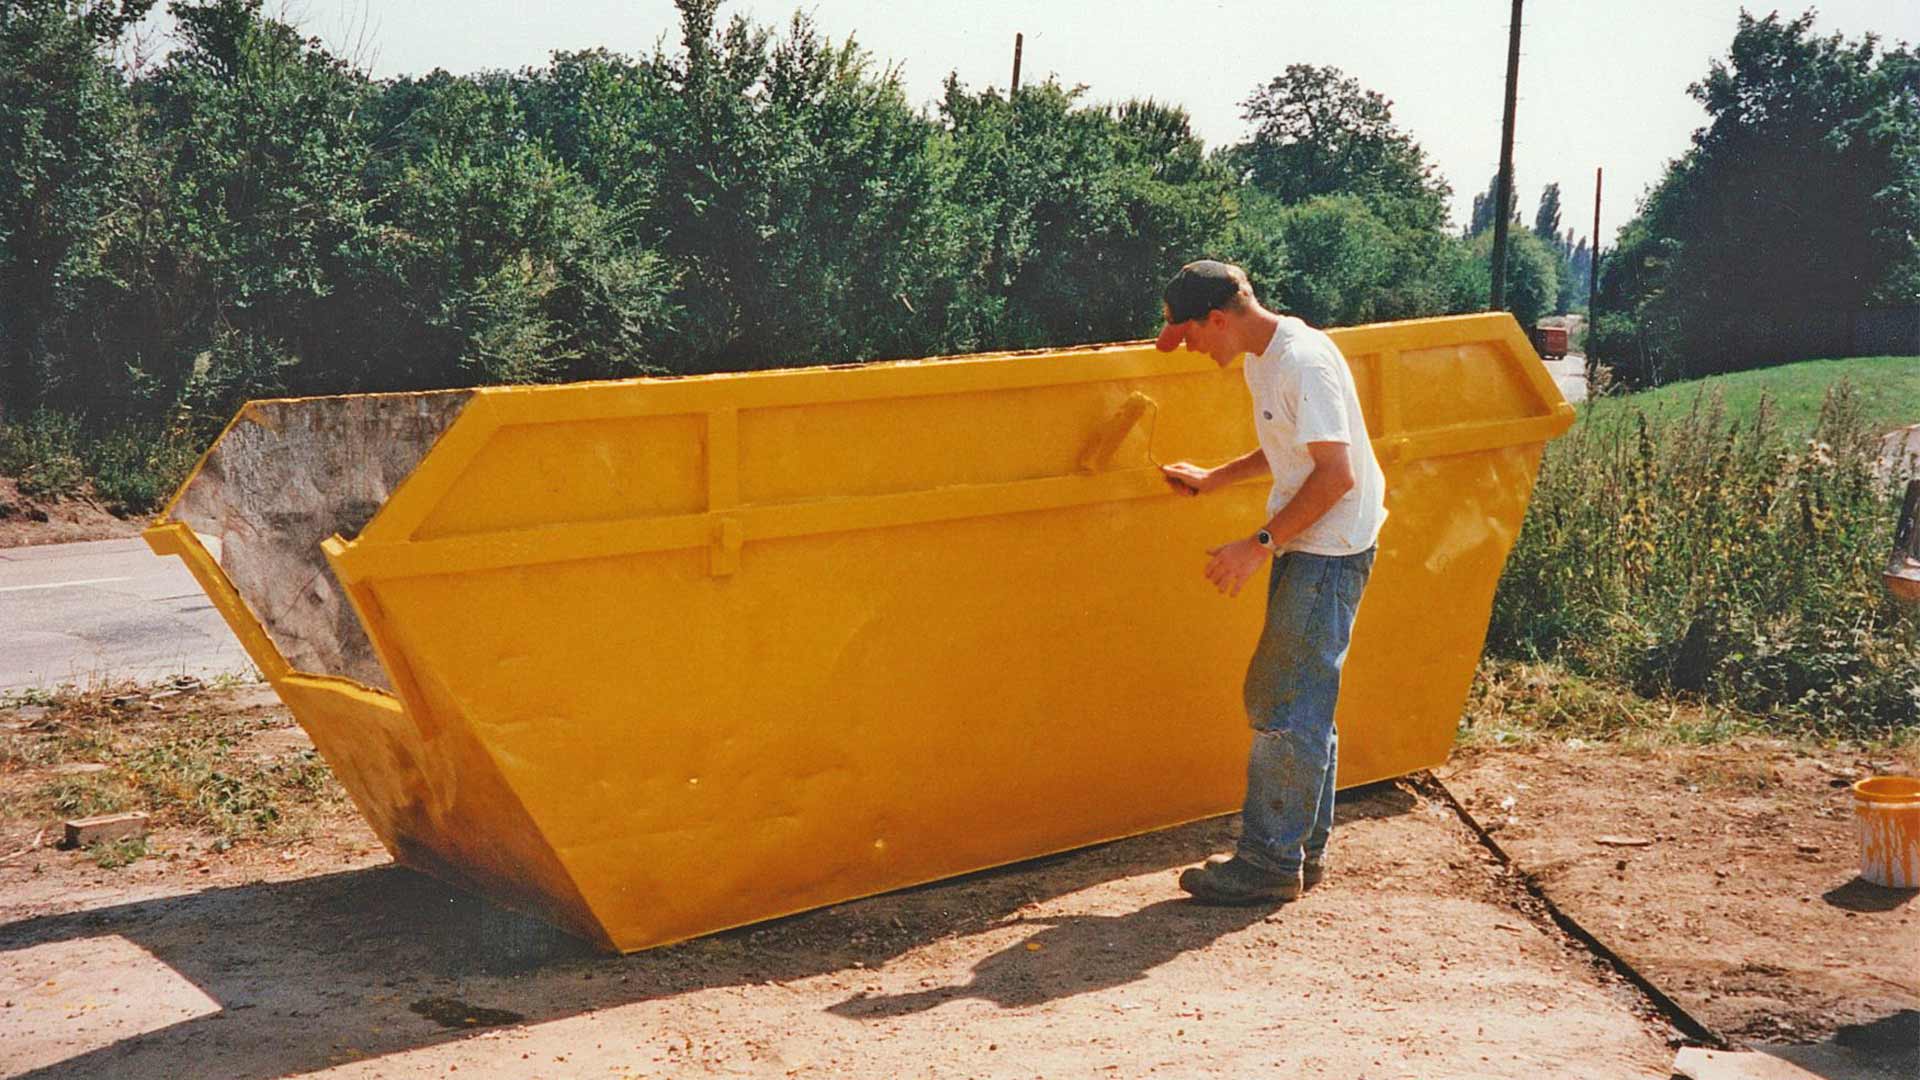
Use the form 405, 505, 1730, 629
2, 782, 1418, 1078
829, 899, 1270, 1018
832, 782, 1417, 1018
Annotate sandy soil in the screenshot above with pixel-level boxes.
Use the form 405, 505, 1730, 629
1440, 740, 1920, 1046
1, 686, 1913, 1078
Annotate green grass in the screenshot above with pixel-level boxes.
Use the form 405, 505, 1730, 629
1588, 355, 1919, 434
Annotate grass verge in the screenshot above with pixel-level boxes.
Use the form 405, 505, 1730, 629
1585, 355, 1919, 434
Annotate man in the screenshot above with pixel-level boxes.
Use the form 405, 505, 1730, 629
1154, 260, 1386, 905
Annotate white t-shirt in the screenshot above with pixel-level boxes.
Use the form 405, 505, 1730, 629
1242, 316, 1388, 556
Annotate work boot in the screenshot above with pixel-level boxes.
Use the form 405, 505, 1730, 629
1302, 858, 1325, 890
1178, 857, 1302, 905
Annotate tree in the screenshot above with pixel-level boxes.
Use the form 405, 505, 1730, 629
1467, 172, 1518, 237
1470, 229, 1558, 328
0, 0, 1495, 445
937, 79, 1229, 349
0, 0, 155, 416
1567, 236, 1592, 308
1533, 182, 1562, 242
134, 0, 379, 403
1227, 64, 1450, 231
356, 71, 673, 388
1596, 11, 1920, 381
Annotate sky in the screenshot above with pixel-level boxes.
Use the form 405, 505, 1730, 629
146, 1, 1920, 248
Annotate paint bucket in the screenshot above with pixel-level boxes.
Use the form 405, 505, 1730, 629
1851, 776, 1920, 889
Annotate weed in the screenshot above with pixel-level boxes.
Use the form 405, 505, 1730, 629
82, 422, 200, 514
1490, 380, 1919, 734
0, 687, 63, 709
1675, 757, 1782, 794
88, 836, 147, 869
46, 776, 132, 819
1, 685, 344, 850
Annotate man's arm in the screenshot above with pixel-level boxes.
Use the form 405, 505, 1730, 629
1203, 441, 1355, 597
1160, 447, 1268, 496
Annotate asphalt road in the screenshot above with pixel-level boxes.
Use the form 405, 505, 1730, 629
0, 538, 254, 693
1544, 353, 1590, 404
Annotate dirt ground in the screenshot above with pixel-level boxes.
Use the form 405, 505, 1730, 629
1439, 739, 1920, 1047
0, 482, 143, 550
1, 686, 1915, 1079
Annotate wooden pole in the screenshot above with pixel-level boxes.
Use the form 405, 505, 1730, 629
1587, 166, 1602, 385
1489, 0, 1524, 311
1589, 167, 1603, 318
1011, 33, 1023, 97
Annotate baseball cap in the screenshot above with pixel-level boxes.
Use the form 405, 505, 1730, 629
1154, 260, 1243, 351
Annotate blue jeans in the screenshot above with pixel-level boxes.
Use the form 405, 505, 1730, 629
1237, 547, 1374, 875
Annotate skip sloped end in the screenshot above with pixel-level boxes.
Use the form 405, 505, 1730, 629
155, 391, 477, 691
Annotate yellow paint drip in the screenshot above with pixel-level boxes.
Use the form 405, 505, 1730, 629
144, 312, 1574, 951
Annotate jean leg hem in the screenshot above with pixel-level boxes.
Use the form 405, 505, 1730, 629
1233, 844, 1302, 877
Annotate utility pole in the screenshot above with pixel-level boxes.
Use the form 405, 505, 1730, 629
1489, 0, 1524, 311
1010, 32, 1023, 96
1587, 166, 1603, 386
1588, 167, 1603, 319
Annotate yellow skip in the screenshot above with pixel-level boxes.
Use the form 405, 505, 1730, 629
146, 312, 1572, 951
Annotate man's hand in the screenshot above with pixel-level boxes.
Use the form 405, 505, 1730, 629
1205, 536, 1269, 597
1161, 461, 1213, 496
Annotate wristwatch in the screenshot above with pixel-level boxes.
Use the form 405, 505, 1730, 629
1255, 529, 1277, 551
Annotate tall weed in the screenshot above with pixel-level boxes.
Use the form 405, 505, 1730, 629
1489, 381, 1918, 733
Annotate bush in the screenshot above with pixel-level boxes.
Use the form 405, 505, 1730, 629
0, 411, 86, 498
0, 410, 202, 513
83, 421, 201, 513
1488, 380, 1918, 733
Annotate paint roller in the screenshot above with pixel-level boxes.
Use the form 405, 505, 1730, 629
1077, 391, 1160, 473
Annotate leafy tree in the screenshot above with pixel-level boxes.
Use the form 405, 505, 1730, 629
1567, 235, 1592, 310
1217, 191, 1484, 327
1533, 186, 1585, 314
937, 79, 1229, 348
538, 0, 964, 371
356, 72, 674, 387
1466, 171, 1518, 237
1596, 10, 1920, 382
1532, 182, 1562, 242
0, 0, 155, 416
1469, 228, 1558, 328
135, 0, 378, 404
0, 0, 1495, 455
1225, 64, 1450, 231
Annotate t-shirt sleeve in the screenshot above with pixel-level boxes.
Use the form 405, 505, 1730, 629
1293, 358, 1352, 446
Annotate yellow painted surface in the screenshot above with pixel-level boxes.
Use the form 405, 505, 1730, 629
147, 312, 1573, 951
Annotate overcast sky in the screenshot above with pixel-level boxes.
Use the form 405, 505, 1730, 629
159, 1, 1920, 247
